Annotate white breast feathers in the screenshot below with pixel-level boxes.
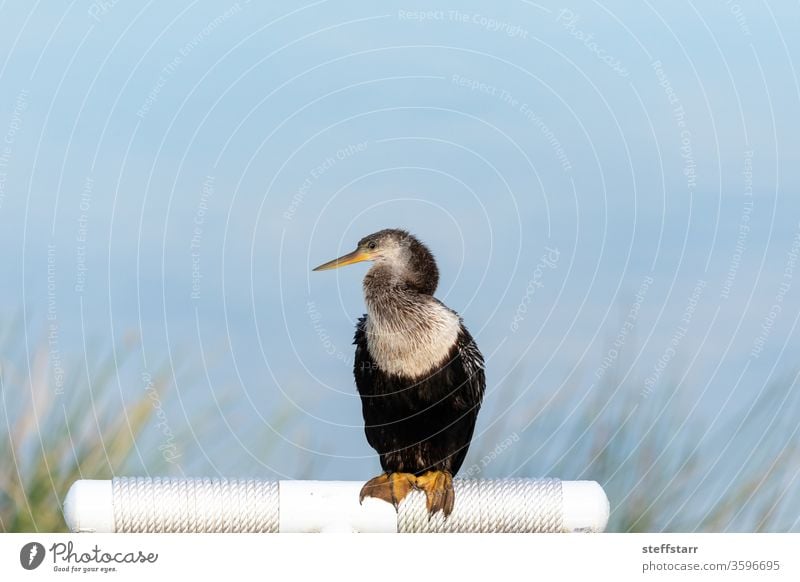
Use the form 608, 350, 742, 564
365, 296, 461, 379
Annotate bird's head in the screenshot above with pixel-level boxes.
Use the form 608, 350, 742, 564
313, 228, 439, 294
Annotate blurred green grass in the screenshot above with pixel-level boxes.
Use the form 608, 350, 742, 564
475, 362, 800, 532
0, 330, 178, 532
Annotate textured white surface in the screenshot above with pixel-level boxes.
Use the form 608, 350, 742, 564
111, 477, 279, 533
398, 477, 566, 533
64, 478, 609, 533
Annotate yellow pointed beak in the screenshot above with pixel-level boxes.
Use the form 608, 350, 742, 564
312, 249, 373, 272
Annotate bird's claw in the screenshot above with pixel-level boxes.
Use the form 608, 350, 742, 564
415, 470, 455, 517
359, 472, 417, 510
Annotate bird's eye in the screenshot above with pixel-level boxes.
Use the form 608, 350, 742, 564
367, 241, 377, 250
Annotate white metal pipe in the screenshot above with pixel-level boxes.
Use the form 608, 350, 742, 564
64, 477, 609, 533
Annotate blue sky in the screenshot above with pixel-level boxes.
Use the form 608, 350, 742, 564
1, 1, 799, 483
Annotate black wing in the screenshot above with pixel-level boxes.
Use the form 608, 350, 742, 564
443, 323, 486, 473
353, 314, 486, 475
353, 314, 388, 456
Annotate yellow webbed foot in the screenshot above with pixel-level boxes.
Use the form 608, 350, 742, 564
359, 472, 417, 510
415, 470, 455, 517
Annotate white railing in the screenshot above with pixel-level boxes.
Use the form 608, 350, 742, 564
64, 477, 609, 533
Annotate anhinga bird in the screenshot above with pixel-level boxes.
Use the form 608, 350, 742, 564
313, 228, 485, 516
